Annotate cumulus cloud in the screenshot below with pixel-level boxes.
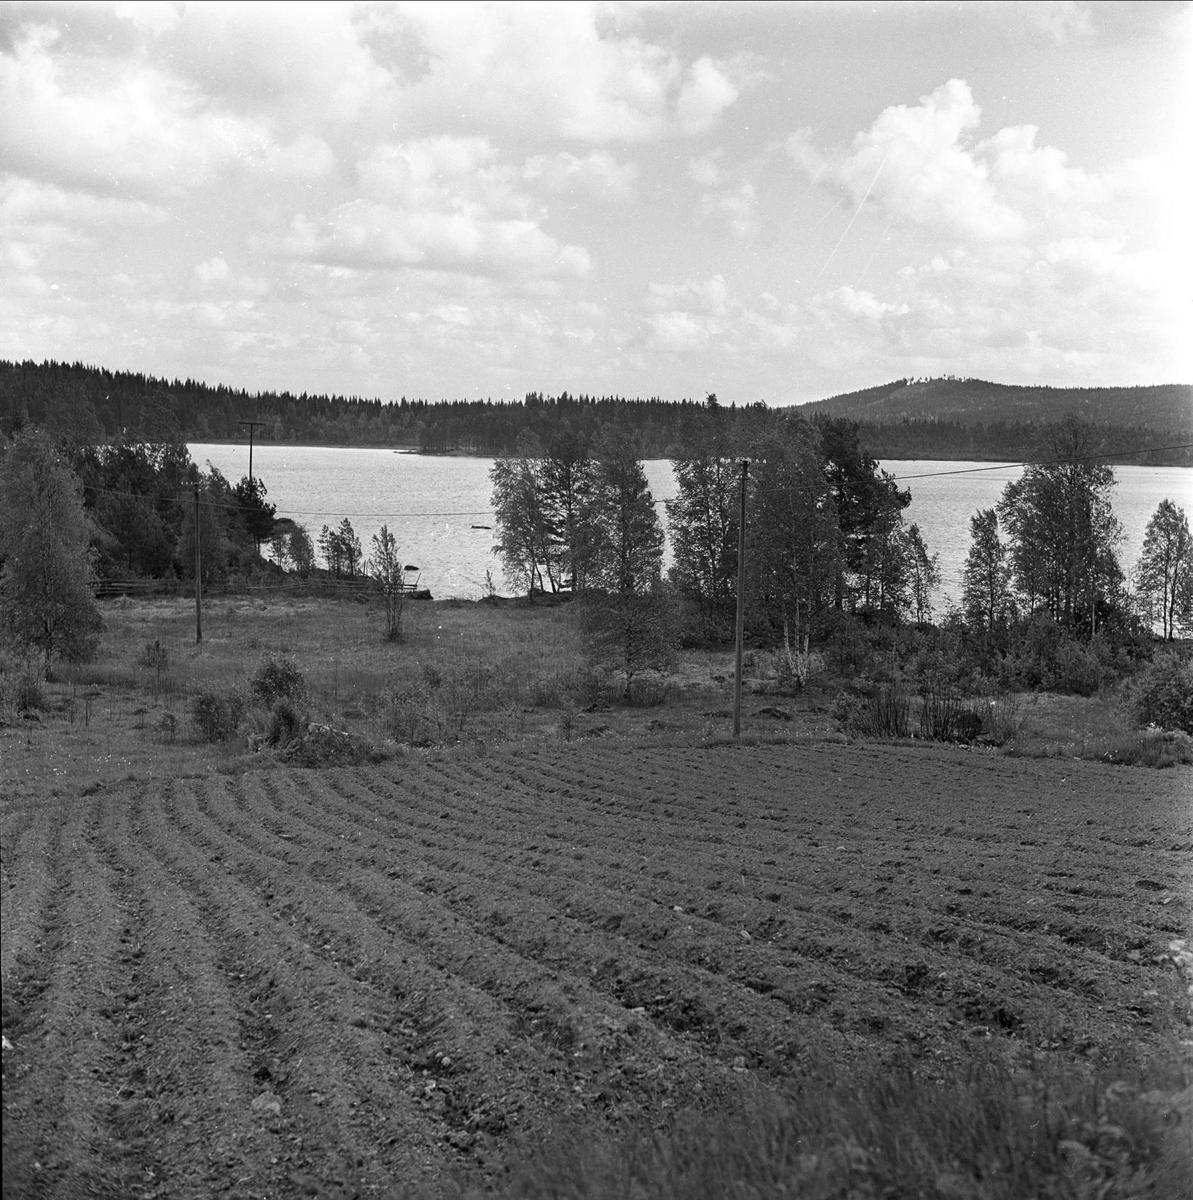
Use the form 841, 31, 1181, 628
778, 78, 1188, 383
390, 3, 740, 141
797, 79, 1129, 246
698, 182, 758, 239
675, 57, 739, 136
0, 23, 261, 197
523, 151, 637, 201
281, 135, 592, 281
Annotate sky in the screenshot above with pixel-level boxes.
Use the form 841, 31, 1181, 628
2, 1, 1190, 406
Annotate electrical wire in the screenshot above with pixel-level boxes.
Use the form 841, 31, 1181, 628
76, 440, 1192, 519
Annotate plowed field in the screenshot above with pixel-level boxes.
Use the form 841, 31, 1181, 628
3, 739, 1190, 1198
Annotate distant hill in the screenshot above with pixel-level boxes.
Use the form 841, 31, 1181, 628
2, 360, 1189, 465
798, 378, 1192, 434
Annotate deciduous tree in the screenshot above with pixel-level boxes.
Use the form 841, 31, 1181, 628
579, 425, 675, 697
961, 508, 1014, 633
1135, 499, 1193, 639
666, 410, 740, 641
368, 524, 406, 641
747, 415, 841, 644
0, 431, 102, 675
905, 523, 939, 624
997, 417, 1123, 637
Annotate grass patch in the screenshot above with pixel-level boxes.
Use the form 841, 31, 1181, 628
468, 1054, 1191, 1200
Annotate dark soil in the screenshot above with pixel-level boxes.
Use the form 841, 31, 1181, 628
3, 739, 1190, 1197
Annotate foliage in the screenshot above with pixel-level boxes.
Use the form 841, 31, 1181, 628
0, 657, 47, 723
231, 475, 276, 550
77, 436, 196, 579
666, 411, 741, 642
190, 688, 245, 742
287, 525, 315, 577
961, 508, 1015, 634
1134, 499, 1193, 639
747, 415, 841, 642
490, 427, 596, 596
997, 416, 1124, 638
579, 583, 679, 700
1086, 727, 1193, 768
820, 417, 911, 614
318, 518, 362, 578
582, 425, 665, 595
0, 430, 103, 674
494, 1056, 1191, 1200
266, 697, 305, 747
833, 681, 910, 738
918, 683, 983, 742
1130, 653, 1193, 735
5, 360, 1191, 462
178, 471, 232, 586
248, 655, 307, 708
490, 431, 557, 596
904, 522, 939, 624
368, 524, 407, 641
574, 426, 676, 697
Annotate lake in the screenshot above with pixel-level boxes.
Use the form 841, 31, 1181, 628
190, 444, 1192, 608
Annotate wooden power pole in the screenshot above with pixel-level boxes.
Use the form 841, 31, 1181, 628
193, 483, 202, 644
239, 420, 267, 483
733, 458, 749, 740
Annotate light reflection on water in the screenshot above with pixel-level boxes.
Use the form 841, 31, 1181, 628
190, 444, 1191, 605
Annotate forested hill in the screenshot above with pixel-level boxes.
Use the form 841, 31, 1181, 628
800, 377, 1192, 433
1, 360, 1189, 465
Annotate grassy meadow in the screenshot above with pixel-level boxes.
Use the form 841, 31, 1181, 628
1, 590, 1189, 802
2, 592, 1191, 1199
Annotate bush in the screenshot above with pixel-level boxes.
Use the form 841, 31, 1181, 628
249, 655, 307, 708
1131, 653, 1193, 734
191, 688, 246, 742
1053, 638, 1106, 696
267, 697, 305, 746
982, 692, 1023, 745
0, 661, 46, 723
139, 639, 169, 672
1088, 728, 1193, 768
834, 682, 909, 738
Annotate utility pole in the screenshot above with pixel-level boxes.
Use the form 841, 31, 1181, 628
733, 458, 749, 740
238, 420, 267, 483
193, 483, 202, 644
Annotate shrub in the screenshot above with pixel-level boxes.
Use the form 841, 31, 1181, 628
1053, 638, 1105, 696
1089, 728, 1193, 768
982, 692, 1022, 745
1131, 653, 1193, 734
139, 639, 169, 672
191, 688, 246, 742
834, 682, 909, 738
267, 697, 305, 746
249, 655, 307, 708
1, 664, 46, 718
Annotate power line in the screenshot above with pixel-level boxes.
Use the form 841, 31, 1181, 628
76, 440, 1192, 521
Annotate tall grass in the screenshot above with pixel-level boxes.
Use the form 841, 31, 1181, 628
462, 1054, 1191, 1200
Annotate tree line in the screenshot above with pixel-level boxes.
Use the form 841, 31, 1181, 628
1, 397, 1189, 687
488, 404, 1193, 693
3, 359, 1188, 465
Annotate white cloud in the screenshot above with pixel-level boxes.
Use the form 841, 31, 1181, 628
698, 182, 758, 239
1009, 1, 1095, 44
0, 23, 262, 197
390, 3, 740, 141
276, 137, 593, 280
523, 151, 637, 201
675, 57, 739, 136
282, 198, 590, 280
687, 152, 722, 187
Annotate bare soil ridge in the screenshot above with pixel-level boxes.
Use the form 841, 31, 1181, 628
3, 738, 1191, 1197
